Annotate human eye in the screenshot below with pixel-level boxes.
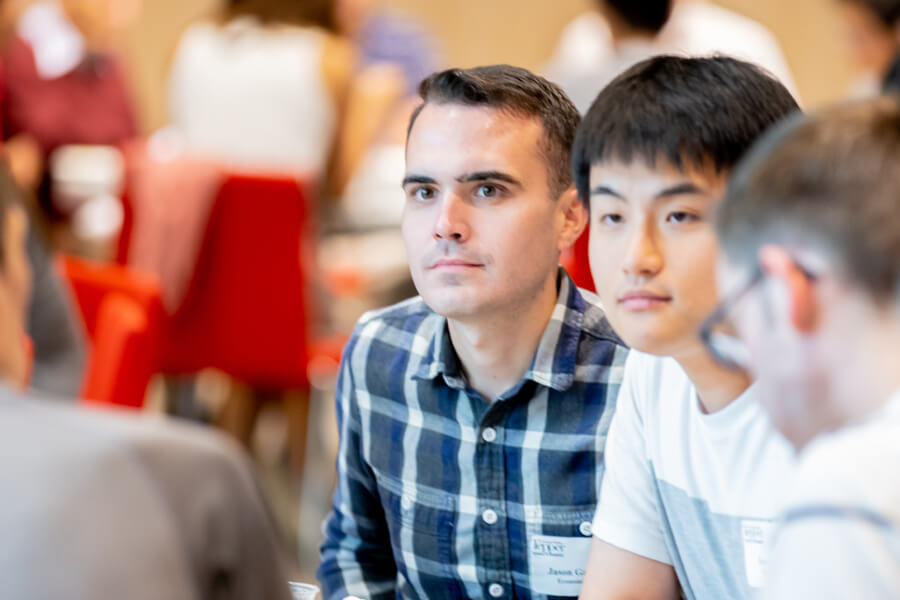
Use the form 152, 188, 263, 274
598, 213, 624, 226
408, 186, 436, 202
474, 183, 504, 199
666, 210, 701, 224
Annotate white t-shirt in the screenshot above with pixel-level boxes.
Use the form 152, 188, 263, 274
764, 391, 900, 599
592, 350, 796, 599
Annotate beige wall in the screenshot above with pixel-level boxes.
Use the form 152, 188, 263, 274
121, 0, 856, 131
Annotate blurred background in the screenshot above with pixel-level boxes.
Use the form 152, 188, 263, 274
0, 0, 893, 586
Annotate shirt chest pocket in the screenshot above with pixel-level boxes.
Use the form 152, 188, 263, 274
375, 472, 458, 572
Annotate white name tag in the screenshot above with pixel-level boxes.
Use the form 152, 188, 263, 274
528, 534, 593, 596
741, 519, 774, 588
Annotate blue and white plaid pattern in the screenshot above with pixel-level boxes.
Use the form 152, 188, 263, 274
318, 270, 628, 600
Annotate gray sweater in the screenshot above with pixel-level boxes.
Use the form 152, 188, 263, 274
0, 390, 293, 600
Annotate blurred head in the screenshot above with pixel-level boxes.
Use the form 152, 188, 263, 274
838, 0, 900, 78
716, 96, 900, 447
595, 0, 673, 36
402, 65, 585, 322
571, 56, 798, 357
226, 0, 336, 31
60, 0, 142, 43
334, 0, 374, 36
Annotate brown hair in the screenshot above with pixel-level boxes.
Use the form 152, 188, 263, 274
407, 65, 581, 198
718, 96, 900, 301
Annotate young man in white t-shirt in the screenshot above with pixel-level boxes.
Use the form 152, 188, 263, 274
711, 96, 900, 598
571, 56, 800, 599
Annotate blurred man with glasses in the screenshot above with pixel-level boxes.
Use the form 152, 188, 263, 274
712, 96, 900, 598
572, 56, 800, 599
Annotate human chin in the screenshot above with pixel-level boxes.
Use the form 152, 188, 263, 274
607, 308, 687, 356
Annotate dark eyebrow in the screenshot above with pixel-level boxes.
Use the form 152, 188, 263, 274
590, 181, 707, 201
590, 185, 624, 199
402, 174, 437, 187
455, 171, 522, 187
656, 182, 705, 198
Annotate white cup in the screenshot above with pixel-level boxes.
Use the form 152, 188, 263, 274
289, 582, 320, 600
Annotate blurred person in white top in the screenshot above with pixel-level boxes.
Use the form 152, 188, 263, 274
167, 0, 354, 192
545, 0, 798, 113
712, 96, 900, 598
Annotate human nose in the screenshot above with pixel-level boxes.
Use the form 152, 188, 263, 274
622, 220, 663, 277
433, 193, 471, 242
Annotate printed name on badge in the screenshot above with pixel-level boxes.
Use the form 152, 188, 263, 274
528, 534, 592, 596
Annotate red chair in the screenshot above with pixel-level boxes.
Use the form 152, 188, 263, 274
561, 228, 596, 292
58, 255, 164, 408
154, 173, 326, 472
159, 173, 315, 388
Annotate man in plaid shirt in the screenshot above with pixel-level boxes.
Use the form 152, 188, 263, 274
318, 65, 628, 600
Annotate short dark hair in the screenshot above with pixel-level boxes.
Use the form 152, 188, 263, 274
226, 0, 336, 31
840, 0, 900, 27
571, 55, 800, 205
718, 96, 900, 302
598, 0, 673, 34
407, 65, 581, 197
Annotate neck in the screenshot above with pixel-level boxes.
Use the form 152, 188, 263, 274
828, 317, 900, 428
674, 343, 751, 413
448, 274, 559, 401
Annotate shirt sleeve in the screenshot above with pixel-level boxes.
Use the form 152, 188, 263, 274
591, 353, 672, 565
317, 331, 398, 600
764, 512, 900, 598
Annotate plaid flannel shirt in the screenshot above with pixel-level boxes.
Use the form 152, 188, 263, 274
318, 270, 628, 600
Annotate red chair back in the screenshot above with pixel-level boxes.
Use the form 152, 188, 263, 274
565, 228, 595, 292
58, 256, 164, 408
160, 174, 313, 389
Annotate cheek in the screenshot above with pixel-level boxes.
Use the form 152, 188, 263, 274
587, 229, 624, 297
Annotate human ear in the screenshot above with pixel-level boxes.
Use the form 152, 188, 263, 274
556, 186, 588, 252
759, 244, 818, 333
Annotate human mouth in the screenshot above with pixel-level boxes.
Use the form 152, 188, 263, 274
618, 290, 672, 311
428, 258, 485, 271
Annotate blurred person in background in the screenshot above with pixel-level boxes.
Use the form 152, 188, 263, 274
0, 75, 86, 396
0, 158, 294, 600
167, 0, 354, 196
0, 0, 139, 218
714, 96, 900, 598
318, 65, 628, 600
545, 0, 798, 112
837, 0, 900, 93
545, 0, 673, 113
333, 0, 441, 227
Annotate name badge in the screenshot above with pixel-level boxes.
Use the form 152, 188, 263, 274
741, 519, 774, 588
528, 533, 593, 596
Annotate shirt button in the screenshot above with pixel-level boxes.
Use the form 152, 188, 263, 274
401, 496, 413, 510
488, 583, 504, 598
579, 521, 593, 536
482, 509, 498, 525
481, 427, 497, 443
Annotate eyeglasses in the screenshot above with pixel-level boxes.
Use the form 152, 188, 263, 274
699, 261, 816, 372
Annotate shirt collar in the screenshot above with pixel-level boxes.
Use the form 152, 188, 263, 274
413, 267, 586, 393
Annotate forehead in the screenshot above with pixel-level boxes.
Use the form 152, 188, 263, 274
406, 103, 545, 178
589, 157, 727, 200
